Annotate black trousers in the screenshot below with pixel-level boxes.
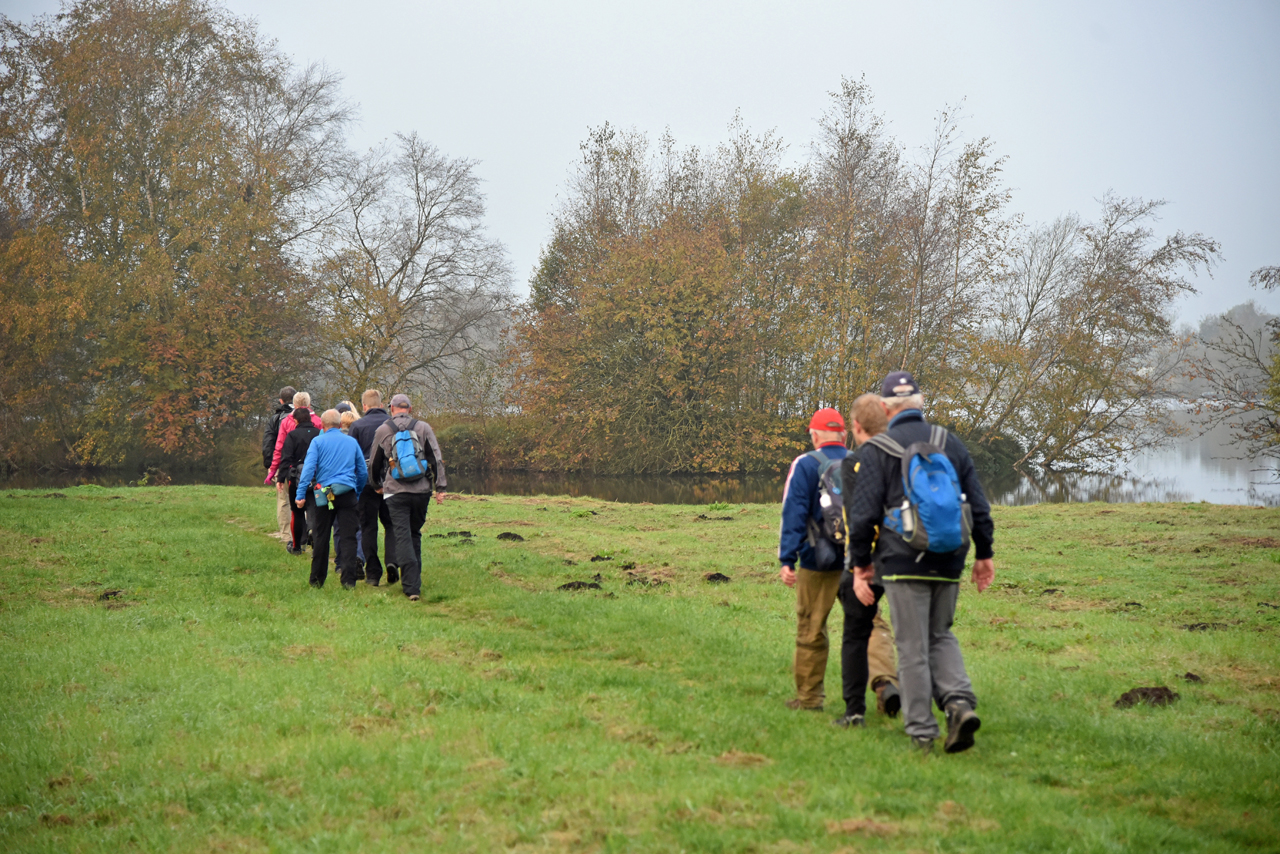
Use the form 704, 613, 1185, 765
286, 478, 316, 550
837, 569, 886, 717
386, 492, 430, 598
358, 484, 398, 582
310, 490, 360, 588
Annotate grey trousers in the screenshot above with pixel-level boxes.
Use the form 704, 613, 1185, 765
884, 580, 978, 739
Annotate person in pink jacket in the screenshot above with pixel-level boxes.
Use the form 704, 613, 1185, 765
265, 391, 325, 484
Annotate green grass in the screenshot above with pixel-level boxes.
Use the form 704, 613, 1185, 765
1, 486, 1278, 852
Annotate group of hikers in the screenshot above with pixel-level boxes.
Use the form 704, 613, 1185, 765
262, 387, 447, 602
262, 369, 994, 754
777, 371, 995, 755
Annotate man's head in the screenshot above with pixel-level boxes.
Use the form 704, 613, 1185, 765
389, 393, 412, 415
879, 371, 923, 416
807, 407, 846, 450
849, 393, 888, 446
278, 386, 296, 405
361, 389, 382, 412
292, 391, 311, 409
320, 408, 341, 431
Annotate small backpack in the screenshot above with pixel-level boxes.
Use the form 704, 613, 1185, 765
865, 425, 972, 555
804, 450, 846, 571
389, 418, 430, 483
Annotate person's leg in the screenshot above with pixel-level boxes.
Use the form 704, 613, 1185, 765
927, 582, 977, 710
379, 493, 399, 582
303, 494, 316, 547
793, 568, 842, 709
276, 484, 290, 537
310, 498, 334, 587
287, 479, 305, 550
386, 494, 419, 598
836, 571, 881, 718
358, 486, 383, 583
884, 580, 939, 739
334, 492, 361, 587
400, 493, 429, 599
868, 610, 898, 690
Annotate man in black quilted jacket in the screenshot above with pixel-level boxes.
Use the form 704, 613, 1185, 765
845, 371, 995, 755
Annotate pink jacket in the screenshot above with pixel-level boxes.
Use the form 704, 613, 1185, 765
265, 410, 325, 483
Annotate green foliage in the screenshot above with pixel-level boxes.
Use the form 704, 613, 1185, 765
1, 489, 1278, 851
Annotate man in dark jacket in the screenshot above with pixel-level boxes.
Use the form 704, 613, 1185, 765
349, 389, 398, 586
368, 394, 447, 602
846, 371, 995, 755
276, 403, 321, 555
264, 386, 295, 537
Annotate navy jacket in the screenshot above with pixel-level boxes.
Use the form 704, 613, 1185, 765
778, 443, 849, 571
350, 408, 391, 461
846, 410, 994, 582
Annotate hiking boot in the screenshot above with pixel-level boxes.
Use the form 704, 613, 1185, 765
386, 565, 400, 585
785, 699, 823, 712
876, 683, 902, 718
832, 713, 865, 729
944, 701, 981, 754
407, 594, 420, 602
365, 577, 380, 587
911, 736, 934, 755
285, 543, 304, 556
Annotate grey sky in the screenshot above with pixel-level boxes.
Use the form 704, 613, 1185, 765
10, 0, 1279, 325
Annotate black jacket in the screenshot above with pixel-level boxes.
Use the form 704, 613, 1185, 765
846, 410, 994, 582
262, 402, 292, 468
349, 408, 391, 461
276, 410, 321, 484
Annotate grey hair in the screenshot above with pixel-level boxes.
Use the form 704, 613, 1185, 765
292, 391, 311, 408
320, 408, 342, 429
881, 393, 924, 413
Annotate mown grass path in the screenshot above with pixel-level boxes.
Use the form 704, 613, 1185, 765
1, 486, 1277, 852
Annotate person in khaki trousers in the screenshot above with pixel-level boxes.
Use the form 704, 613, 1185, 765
778, 407, 899, 716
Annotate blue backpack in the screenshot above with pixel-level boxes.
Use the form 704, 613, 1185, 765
389, 418, 430, 483
866, 425, 971, 554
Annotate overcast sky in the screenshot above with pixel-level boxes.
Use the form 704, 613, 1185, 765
11, 0, 1280, 325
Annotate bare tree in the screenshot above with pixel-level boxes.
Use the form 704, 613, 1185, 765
314, 132, 513, 402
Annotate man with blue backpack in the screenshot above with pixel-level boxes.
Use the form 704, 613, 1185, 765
368, 394, 448, 603
846, 371, 995, 755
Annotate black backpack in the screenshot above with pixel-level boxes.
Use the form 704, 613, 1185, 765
805, 450, 846, 571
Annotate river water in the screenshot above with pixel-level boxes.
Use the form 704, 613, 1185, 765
6, 420, 1277, 506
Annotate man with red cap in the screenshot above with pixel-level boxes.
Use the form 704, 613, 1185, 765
778, 407, 898, 716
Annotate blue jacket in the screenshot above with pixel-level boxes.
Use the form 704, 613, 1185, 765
778, 443, 849, 570
296, 428, 368, 502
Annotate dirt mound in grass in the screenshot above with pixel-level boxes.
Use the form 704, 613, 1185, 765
557, 581, 602, 591
1115, 686, 1179, 708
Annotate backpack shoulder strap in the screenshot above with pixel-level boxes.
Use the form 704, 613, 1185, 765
865, 434, 906, 457
929, 425, 948, 448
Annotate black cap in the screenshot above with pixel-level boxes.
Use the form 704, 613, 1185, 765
880, 371, 921, 398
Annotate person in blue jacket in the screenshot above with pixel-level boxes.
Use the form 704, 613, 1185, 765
778, 408, 852, 712
295, 409, 368, 590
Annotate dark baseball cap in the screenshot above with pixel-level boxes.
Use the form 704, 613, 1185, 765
389, 393, 411, 408
881, 371, 921, 398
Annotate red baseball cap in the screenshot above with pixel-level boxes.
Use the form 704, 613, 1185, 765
808, 408, 845, 431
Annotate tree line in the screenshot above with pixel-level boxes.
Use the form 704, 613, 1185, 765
2, 0, 1273, 477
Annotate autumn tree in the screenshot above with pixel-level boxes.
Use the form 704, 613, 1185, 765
0, 0, 349, 465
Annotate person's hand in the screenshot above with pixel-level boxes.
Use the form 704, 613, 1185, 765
294, 499, 305, 508
276, 482, 285, 495
971, 558, 994, 592
435, 491, 446, 505
779, 565, 796, 588
374, 487, 382, 495
853, 565, 876, 606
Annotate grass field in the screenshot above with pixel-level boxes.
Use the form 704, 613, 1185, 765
1, 486, 1278, 853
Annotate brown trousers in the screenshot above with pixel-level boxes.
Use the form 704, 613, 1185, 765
794, 568, 897, 708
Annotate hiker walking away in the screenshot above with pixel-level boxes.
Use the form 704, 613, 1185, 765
276, 400, 322, 555
295, 409, 368, 589
350, 389, 399, 587
368, 394, 447, 602
833, 393, 901, 728
778, 409, 853, 712
845, 372, 995, 755
265, 392, 323, 486
263, 386, 295, 537
332, 402, 363, 570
